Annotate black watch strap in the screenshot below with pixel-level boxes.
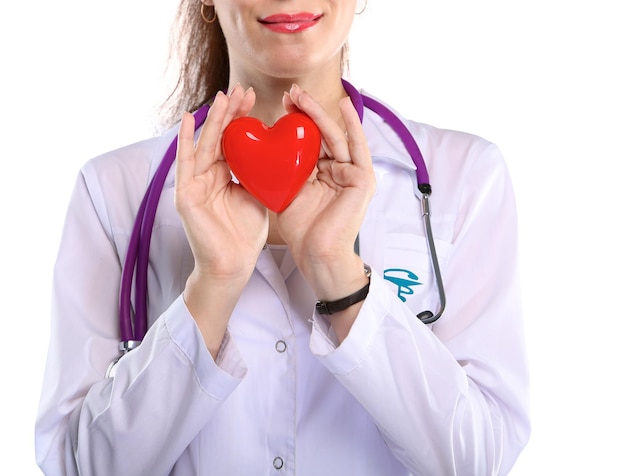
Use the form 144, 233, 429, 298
315, 265, 372, 315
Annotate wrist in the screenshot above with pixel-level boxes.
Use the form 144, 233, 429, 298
315, 264, 371, 315
302, 254, 368, 301
183, 269, 250, 359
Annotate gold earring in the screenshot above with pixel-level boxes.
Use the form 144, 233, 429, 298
356, 0, 368, 15
201, 3, 217, 24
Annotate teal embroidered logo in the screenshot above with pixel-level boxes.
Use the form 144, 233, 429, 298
384, 268, 422, 302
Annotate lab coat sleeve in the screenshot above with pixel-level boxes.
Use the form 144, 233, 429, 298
311, 142, 530, 475
35, 171, 247, 475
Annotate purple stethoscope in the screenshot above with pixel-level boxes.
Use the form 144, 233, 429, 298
107, 80, 446, 376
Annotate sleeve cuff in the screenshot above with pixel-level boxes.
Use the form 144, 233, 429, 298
164, 295, 247, 400
310, 272, 390, 376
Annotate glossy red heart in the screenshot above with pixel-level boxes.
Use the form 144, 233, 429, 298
222, 112, 321, 212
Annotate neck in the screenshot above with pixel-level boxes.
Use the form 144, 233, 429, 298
266, 212, 284, 245
228, 67, 348, 126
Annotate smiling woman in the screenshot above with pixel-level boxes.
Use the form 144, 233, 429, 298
33, 0, 531, 474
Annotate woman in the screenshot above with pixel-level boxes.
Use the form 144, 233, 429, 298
35, 0, 530, 474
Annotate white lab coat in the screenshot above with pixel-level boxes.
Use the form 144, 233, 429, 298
35, 91, 530, 475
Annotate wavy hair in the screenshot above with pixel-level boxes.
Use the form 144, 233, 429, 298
159, 1, 349, 129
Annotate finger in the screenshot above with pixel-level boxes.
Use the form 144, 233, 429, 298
315, 158, 340, 190
239, 87, 256, 116
282, 90, 300, 115
339, 96, 371, 169
223, 84, 255, 122
194, 91, 229, 174
213, 85, 256, 161
284, 87, 326, 158
224, 86, 256, 130
175, 111, 198, 190
289, 85, 352, 163
222, 83, 246, 125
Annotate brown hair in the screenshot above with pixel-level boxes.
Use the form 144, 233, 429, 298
159, 1, 349, 129
160, 2, 228, 129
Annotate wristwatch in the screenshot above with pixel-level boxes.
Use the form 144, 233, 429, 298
315, 264, 372, 315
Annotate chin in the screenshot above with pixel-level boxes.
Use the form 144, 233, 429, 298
260, 50, 333, 80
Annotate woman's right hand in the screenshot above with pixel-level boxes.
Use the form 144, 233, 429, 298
175, 85, 268, 356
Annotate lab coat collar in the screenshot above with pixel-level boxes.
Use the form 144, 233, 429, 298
360, 89, 419, 173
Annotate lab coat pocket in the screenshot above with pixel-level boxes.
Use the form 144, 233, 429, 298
383, 232, 451, 319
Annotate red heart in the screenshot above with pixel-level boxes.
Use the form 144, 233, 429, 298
222, 112, 321, 212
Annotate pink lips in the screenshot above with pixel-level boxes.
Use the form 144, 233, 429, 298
259, 12, 322, 33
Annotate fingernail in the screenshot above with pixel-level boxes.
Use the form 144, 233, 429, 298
228, 83, 241, 97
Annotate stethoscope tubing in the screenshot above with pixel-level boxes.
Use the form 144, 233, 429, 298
118, 80, 442, 348
119, 107, 209, 343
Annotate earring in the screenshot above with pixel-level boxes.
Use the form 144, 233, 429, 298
356, 0, 368, 15
201, 3, 217, 24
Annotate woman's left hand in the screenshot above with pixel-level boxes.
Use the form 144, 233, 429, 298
277, 84, 376, 307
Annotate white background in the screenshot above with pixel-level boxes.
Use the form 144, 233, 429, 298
1, 0, 624, 473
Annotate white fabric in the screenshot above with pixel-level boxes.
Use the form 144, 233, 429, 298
35, 92, 530, 475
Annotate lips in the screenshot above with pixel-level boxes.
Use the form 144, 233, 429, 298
259, 12, 322, 33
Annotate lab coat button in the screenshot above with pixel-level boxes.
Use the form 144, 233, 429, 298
275, 340, 287, 353
273, 456, 284, 469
